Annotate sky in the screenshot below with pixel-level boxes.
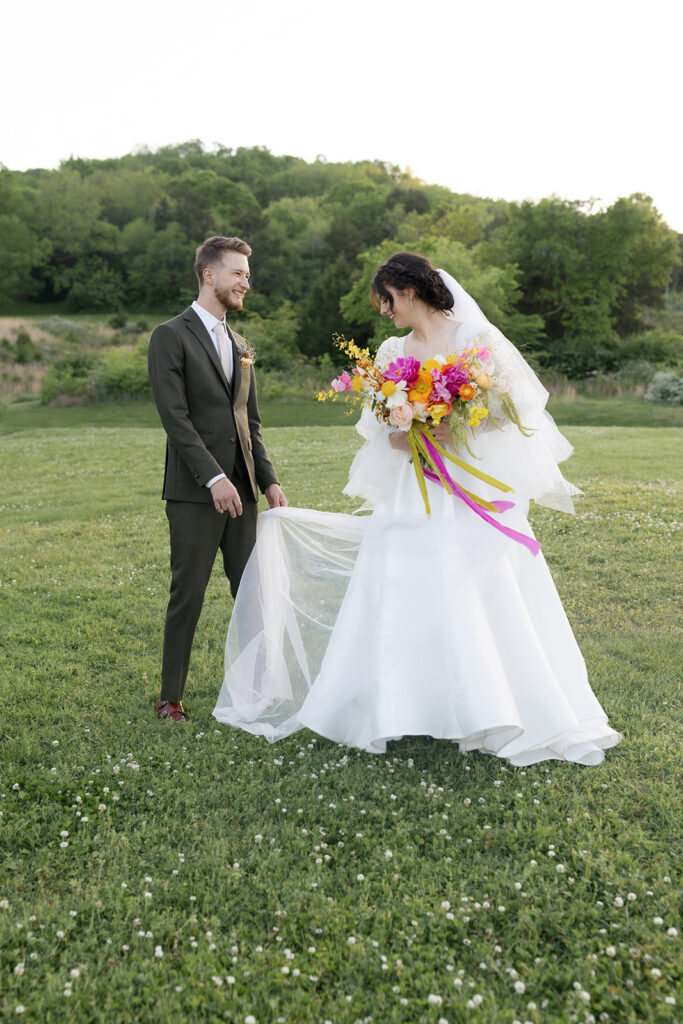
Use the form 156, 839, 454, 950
3, 0, 681, 230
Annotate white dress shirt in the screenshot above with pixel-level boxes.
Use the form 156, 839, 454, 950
191, 301, 232, 489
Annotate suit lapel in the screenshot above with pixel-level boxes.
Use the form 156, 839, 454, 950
227, 325, 242, 400
182, 307, 232, 399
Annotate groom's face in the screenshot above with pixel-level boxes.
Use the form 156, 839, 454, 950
212, 252, 251, 312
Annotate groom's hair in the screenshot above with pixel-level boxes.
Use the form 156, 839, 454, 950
195, 236, 252, 286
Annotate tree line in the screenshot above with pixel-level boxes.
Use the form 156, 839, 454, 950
1, 141, 680, 377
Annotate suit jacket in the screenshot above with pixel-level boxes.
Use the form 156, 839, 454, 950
148, 306, 278, 504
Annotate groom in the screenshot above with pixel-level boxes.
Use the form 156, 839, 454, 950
148, 235, 287, 722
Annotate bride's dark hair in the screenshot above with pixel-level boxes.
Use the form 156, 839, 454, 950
370, 252, 454, 312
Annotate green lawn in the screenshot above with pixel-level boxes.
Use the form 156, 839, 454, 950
1, 395, 682, 436
0, 413, 681, 1022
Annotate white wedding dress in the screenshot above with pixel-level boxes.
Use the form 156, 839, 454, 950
213, 291, 621, 765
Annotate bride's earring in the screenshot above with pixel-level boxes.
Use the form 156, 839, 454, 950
409, 294, 414, 309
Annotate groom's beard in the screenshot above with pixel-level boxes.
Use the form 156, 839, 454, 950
215, 286, 245, 312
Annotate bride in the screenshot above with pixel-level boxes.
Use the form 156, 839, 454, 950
213, 252, 621, 766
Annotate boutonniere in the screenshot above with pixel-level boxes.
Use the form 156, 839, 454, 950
236, 337, 256, 367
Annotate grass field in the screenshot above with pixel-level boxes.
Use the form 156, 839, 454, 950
0, 406, 681, 1022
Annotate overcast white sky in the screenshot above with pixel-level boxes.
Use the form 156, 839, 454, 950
3, 0, 681, 229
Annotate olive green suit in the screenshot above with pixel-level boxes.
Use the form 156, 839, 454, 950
148, 306, 278, 703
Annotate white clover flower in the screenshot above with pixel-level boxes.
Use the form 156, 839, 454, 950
143, 892, 152, 899
212, 976, 223, 986
60, 841, 68, 849
52, 740, 59, 746
60, 830, 69, 838
14, 963, 25, 976
154, 946, 163, 958
514, 981, 525, 994
254, 835, 263, 843
606, 946, 616, 957
627, 892, 636, 901
0, 899, 8, 909
385, 850, 393, 859
441, 901, 451, 910
653, 916, 664, 925
347, 936, 356, 944
614, 897, 624, 907
98, 804, 106, 812
664, 996, 676, 1005
428, 993, 443, 1005
244, 1015, 257, 1023
356, 874, 365, 881
650, 968, 662, 979
15, 1007, 25, 1015
556, 864, 565, 873
666, 927, 678, 937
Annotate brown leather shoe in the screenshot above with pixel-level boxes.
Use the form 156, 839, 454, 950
155, 699, 187, 722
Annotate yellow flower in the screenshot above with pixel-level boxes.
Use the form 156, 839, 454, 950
467, 407, 489, 427
351, 375, 364, 392
473, 369, 491, 389
381, 380, 397, 397
429, 402, 451, 424
423, 358, 441, 371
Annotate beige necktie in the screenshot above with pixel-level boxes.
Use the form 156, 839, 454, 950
212, 321, 233, 383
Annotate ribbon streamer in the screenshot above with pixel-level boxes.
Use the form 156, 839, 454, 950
408, 422, 540, 556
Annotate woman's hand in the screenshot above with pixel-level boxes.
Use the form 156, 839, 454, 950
389, 432, 411, 452
431, 421, 451, 447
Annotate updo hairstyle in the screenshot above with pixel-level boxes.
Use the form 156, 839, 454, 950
370, 252, 454, 313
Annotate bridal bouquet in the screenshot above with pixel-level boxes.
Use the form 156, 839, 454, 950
318, 336, 539, 555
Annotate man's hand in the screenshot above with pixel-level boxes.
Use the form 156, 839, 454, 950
210, 477, 243, 517
265, 483, 288, 509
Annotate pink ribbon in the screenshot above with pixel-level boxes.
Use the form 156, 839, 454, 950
421, 435, 540, 557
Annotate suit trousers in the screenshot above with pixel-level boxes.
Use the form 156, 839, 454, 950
160, 461, 258, 703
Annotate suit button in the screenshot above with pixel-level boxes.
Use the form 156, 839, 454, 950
230, 436, 236, 443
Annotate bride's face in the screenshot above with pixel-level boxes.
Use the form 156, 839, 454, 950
379, 286, 414, 329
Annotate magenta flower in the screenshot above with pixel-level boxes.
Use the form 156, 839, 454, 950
440, 364, 469, 396
385, 356, 421, 386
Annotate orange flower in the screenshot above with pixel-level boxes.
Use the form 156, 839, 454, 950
459, 382, 476, 401
407, 369, 433, 403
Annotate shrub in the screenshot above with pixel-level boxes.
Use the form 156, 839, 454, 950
36, 318, 93, 344
644, 371, 683, 405
14, 329, 39, 364
39, 354, 96, 404
92, 343, 151, 400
